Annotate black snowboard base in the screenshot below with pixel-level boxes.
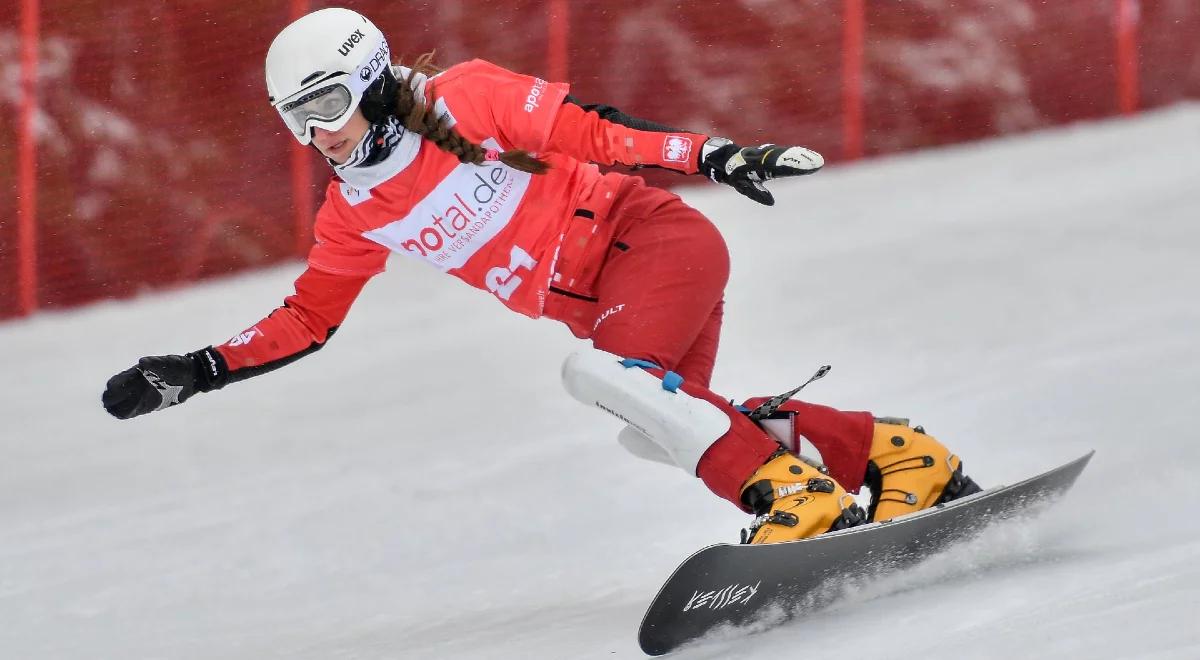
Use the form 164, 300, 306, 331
638, 451, 1094, 655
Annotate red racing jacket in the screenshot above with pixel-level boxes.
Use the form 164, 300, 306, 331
214, 59, 710, 384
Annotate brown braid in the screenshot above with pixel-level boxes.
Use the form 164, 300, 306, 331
394, 52, 549, 175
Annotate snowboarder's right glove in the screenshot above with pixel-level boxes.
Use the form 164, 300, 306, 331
102, 347, 228, 420
698, 137, 824, 206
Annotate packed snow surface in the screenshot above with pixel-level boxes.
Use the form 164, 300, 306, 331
3, 105, 1199, 659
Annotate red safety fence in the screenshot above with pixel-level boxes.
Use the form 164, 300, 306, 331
3, 0, 1199, 320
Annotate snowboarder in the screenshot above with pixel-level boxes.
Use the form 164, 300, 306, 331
102, 8, 980, 543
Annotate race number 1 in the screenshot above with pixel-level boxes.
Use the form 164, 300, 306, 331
486, 245, 536, 301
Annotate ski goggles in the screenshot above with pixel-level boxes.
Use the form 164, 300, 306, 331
275, 80, 354, 145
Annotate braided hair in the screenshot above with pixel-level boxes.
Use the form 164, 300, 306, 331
364, 52, 549, 175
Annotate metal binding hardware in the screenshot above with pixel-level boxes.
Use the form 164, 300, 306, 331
748, 365, 831, 421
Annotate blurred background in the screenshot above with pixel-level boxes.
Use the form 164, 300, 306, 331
2, 0, 1198, 321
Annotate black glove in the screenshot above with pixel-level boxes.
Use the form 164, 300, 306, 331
698, 137, 824, 206
102, 347, 228, 420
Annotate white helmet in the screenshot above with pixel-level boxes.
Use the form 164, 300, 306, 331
265, 8, 393, 145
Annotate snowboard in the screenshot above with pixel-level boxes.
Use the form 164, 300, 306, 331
638, 451, 1094, 655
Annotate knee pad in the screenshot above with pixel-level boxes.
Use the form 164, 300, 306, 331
561, 348, 731, 474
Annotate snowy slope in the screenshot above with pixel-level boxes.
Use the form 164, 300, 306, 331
3, 104, 1199, 659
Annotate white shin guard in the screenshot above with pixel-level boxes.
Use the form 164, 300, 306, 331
561, 348, 731, 475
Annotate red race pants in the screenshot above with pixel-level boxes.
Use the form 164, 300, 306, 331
544, 177, 872, 508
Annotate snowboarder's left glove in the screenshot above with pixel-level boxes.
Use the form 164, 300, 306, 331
698, 137, 824, 206
102, 348, 228, 420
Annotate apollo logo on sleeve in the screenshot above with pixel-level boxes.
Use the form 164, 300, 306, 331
523, 77, 548, 113
663, 135, 693, 163
362, 141, 533, 271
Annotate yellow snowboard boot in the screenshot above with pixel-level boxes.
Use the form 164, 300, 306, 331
865, 418, 982, 522
740, 450, 867, 544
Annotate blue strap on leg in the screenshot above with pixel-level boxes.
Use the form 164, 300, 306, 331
618, 357, 685, 392
661, 371, 684, 393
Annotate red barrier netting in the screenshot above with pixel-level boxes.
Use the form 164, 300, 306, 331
2, 0, 1198, 320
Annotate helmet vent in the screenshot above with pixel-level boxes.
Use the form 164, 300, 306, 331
300, 71, 328, 86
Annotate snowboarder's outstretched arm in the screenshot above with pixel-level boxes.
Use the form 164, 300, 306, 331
103, 192, 389, 420
101, 265, 372, 420
103, 194, 391, 422
546, 96, 825, 206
